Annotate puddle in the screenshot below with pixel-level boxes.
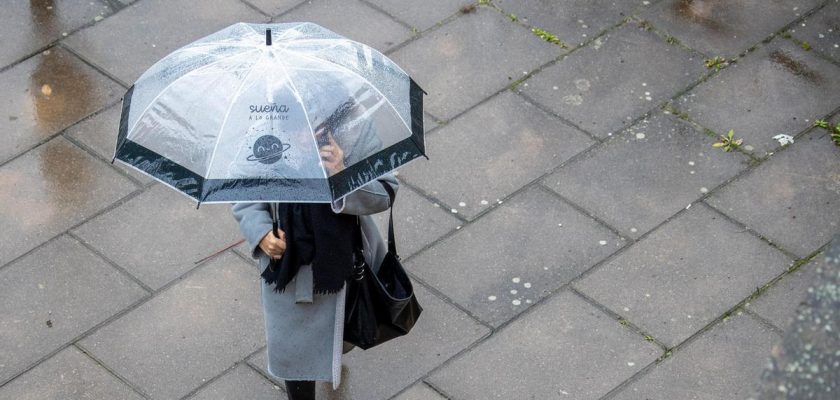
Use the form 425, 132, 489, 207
28, 48, 98, 132
768, 50, 821, 84
673, 0, 727, 32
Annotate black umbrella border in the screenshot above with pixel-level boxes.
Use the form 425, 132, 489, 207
113, 79, 426, 207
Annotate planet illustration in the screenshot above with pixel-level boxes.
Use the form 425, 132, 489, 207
247, 135, 291, 164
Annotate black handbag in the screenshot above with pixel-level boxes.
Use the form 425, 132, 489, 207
343, 181, 423, 350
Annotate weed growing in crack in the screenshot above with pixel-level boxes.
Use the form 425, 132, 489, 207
531, 27, 563, 46
713, 129, 744, 152
814, 119, 840, 147
704, 56, 730, 70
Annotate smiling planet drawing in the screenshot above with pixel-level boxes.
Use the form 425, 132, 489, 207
247, 135, 291, 164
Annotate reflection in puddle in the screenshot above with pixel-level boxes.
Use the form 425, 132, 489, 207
24, 0, 97, 207
673, 0, 727, 32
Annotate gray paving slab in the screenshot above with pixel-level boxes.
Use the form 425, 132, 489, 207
0, 0, 113, 69
0, 137, 137, 268
398, 91, 594, 220
789, 0, 840, 62
371, 184, 461, 258
641, 0, 822, 57
245, 0, 303, 17
705, 129, 840, 258
64, 104, 153, 184
63, 0, 265, 84
1, 46, 123, 163
428, 290, 661, 400
747, 260, 819, 331
423, 112, 439, 132
611, 313, 778, 400
673, 39, 840, 155
0, 235, 147, 385
543, 111, 749, 238
407, 186, 624, 327
78, 252, 265, 400
188, 364, 286, 400
494, 0, 647, 47
0, 345, 144, 400
276, 0, 414, 53
72, 184, 243, 290
249, 284, 489, 400
392, 383, 446, 400
389, 6, 562, 121
575, 204, 792, 347
366, 0, 472, 32
520, 23, 705, 138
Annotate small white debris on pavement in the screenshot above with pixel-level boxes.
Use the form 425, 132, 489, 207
458, 201, 466, 207
510, 289, 518, 294
700, 187, 709, 193
773, 134, 794, 146
451, 208, 458, 213
512, 299, 521, 305
488, 295, 497, 301
599, 240, 607, 245
635, 132, 645, 139
512, 277, 521, 283
524, 282, 532, 288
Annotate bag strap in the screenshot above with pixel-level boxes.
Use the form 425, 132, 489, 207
379, 179, 398, 256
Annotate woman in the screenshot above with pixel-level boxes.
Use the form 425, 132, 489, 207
232, 122, 398, 399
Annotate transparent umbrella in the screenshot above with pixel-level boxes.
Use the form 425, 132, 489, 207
114, 22, 426, 205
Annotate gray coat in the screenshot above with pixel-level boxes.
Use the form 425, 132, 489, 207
231, 174, 398, 389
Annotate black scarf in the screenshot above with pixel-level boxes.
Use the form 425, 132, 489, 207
260, 203, 358, 294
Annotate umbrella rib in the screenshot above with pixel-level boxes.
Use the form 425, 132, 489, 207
273, 52, 330, 180
278, 47, 412, 134
127, 48, 261, 137
204, 51, 266, 180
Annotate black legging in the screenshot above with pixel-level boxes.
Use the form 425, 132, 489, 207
284, 380, 315, 400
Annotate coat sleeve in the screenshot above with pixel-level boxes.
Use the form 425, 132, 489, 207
330, 173, 399, 216
231, 202, 273, 260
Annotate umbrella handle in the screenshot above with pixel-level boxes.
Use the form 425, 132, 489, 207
270, 202, 280, 238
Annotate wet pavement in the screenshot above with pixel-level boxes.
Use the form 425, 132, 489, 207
0, 0, 838, 399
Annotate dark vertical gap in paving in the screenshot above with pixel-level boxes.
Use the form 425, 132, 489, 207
63, 136, 147, 188
268, 0, 327, 21
600, 242, 831, 399
0, 96, 124, 171
66, 231, 154, 294
71, 342, 153, 400
742, 309, 786, 336
57, 42, 130, 89
700, 201, 802, 262
0, 186, 148, 274
357, 0, 417, 32
236, 0, 272, 18
570, 287, 670, 352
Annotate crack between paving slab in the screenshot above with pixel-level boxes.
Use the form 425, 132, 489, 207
66, 231, 155, 293
0, 185, 148, 274
598, 242, 829, 400
57, 42, 130, 89
73, 342, 154, 399
742, 309, 786, 336
0, 96, 125, 170
0, 0, 139, 75
570, 287, 669, 352
62, 133, 148, 188
0, 242, 263, 390
236, 0, 272, 19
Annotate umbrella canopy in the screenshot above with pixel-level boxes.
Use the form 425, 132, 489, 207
114, 22, 426, 205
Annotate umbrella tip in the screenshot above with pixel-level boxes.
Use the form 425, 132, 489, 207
266, 29, 272, 46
